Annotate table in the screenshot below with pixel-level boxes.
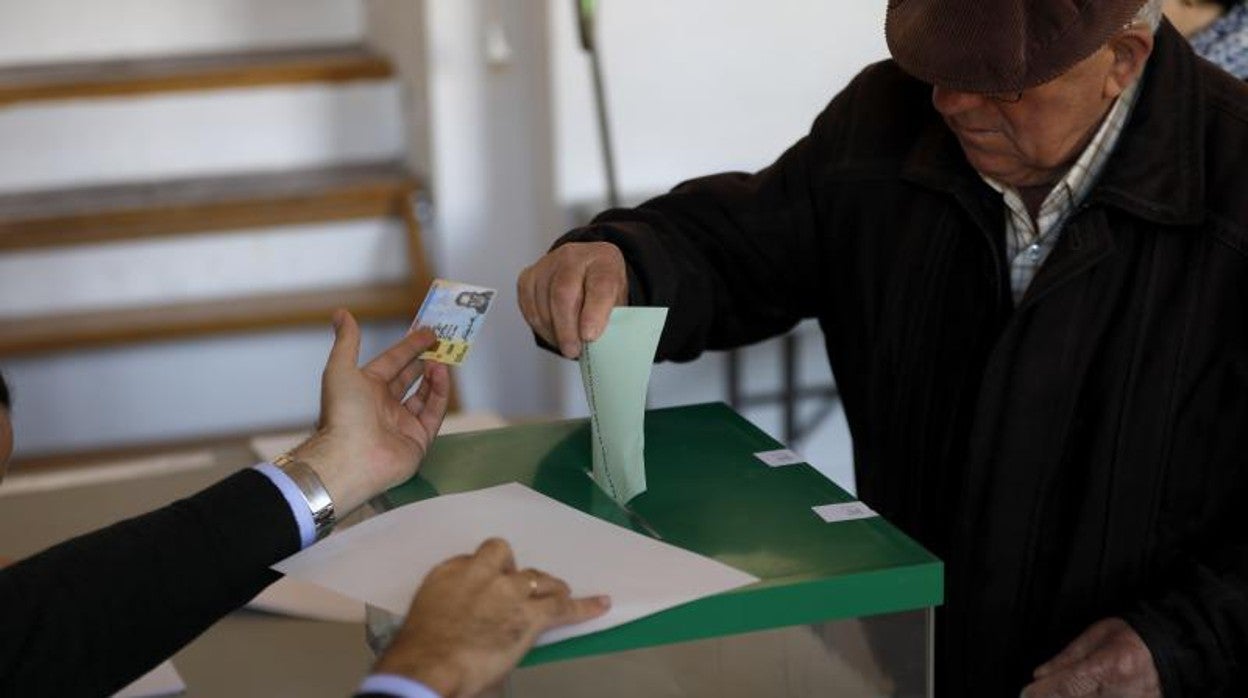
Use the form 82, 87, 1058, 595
370, 402, 943, 696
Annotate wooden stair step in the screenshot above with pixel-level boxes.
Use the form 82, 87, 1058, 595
0, 161, 419, 251
0, 43, 392, 106
0, 282, 419, 358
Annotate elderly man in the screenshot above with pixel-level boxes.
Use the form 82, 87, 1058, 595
518, 0, 1248, 694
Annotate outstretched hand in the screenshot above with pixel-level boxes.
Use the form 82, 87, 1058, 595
374, 538, 610, 697
290, 309, 452, 515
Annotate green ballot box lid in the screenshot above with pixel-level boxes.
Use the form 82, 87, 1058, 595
378, 402, 942, 665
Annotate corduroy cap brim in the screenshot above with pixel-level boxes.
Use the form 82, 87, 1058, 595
885, 0, 1146, 94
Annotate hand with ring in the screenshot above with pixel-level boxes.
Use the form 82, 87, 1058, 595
373, 538, 611, 697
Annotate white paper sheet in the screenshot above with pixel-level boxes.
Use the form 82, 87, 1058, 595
113, 660, 185, 698
246, 412, 510, 622
274, 482, 758, 645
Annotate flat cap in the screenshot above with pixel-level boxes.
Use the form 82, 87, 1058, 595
885, 0, 1146, 94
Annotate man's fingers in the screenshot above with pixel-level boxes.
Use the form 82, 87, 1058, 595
518, 243, 630, 357
535, 593, 612, 630
580, 260, 624, 342
408, 362, 450, 437
326, 309, 362, 371
1022, 659, 1106, 698
426, 552, 472, 581
517, 266, 542, 338
548, 265, 586, 358
1026, 620, 1159, 698
1034, 619, 1119, 678
388, 357, 426, 400
400, 364, 445, 442
402, 374, 431, 416
515, 568, 571, 599
474, 537, 517, 574
367, 327, 438, 382
530, 263, 557, 349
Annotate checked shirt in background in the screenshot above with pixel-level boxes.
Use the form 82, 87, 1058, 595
1190, 3, 1248, 81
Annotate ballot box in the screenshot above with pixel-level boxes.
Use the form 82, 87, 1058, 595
366, 402, 941, 697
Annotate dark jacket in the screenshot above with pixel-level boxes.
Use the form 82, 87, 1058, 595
0, 470, 298, 696
559, 23, 1248, 696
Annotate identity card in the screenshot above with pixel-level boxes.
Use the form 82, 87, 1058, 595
411, 279, 496, 365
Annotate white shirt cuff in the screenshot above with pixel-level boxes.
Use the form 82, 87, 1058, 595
253, 462, 317, 550
357, 673, 442, 698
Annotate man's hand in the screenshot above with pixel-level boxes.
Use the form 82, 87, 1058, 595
289, 309, 451, 515
517, 242, 628, 359
1022, 618, 1160, 698
373, 538, 611, 698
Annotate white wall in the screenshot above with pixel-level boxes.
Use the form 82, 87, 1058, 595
0, 85, 403, 192
3, 324, 406, 456
544, 0, 888, 490
0, 221, 409, 318
2, 0, 890, 485
550, 0, 888, 201
0, 1, 405, 457
416, 0, 567, 418
0, 0, 364, 63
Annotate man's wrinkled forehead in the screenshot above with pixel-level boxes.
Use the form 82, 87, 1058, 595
885, 0, 1147, 94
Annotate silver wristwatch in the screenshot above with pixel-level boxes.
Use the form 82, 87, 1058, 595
272, 453, 336, 541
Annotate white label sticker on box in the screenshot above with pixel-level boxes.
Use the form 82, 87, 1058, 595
812, 501, 879, 523
754, 449, 805, 467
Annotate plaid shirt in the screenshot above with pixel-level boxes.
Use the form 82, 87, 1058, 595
1190, 2, 1248, 80
981, 80, 1142, 303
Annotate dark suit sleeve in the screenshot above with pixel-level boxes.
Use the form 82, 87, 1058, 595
0, 468, 301, 696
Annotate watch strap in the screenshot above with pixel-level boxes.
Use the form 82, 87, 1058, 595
272, 453, 336, 541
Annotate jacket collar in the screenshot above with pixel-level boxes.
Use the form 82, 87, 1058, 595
901, 21, 1206, 228
900, 120, 1004, 243
1089, 20, 1205, 226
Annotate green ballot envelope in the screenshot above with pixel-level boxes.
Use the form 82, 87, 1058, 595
374, 402, 943, 671
580, 306, 668, 505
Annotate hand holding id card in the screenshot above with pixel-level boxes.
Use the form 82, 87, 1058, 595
410, 279, 496, 365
